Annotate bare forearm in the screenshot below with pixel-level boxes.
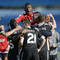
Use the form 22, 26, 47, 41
47, 39, 50, 51
20, 37, 24, 47
22, 29, 30, 34
5, 26, 23, 36
5, 28, 18, 36
47, 13, 57, 28
50, 14, 57, 28
52, 16, 56, 27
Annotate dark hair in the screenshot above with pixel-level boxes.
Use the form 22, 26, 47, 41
0, 28, 2, 33
38, 15, 45, 23
9, 19, 17, 29
33, 12, 41, 16
33, 12, 45, 23
24, 3, 31, 8
0, 24, 3, 26
33, 12, 40, 23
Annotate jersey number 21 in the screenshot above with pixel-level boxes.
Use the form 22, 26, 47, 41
27, 33, 36, 44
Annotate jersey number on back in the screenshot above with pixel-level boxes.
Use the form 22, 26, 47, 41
27, 33, 36, 44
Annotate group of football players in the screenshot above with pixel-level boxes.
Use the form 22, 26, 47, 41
0, 3, 60, 60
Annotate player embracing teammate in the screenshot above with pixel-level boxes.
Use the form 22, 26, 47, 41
0, 2, 60, 60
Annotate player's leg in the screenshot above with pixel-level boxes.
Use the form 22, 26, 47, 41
22, 48, 32, 60
39, 50, 44, 60
33, 49, 39, 60
0, 53, 2, 60
40, 46, 47, 60
3, 45, 10, 60
4, 56, 8, 60
3, 53, 8, 60
19, 48, 23, 60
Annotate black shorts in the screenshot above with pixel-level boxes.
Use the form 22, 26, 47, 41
22, 47, 39, 60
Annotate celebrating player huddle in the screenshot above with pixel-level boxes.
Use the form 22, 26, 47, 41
0, 3, 60, 60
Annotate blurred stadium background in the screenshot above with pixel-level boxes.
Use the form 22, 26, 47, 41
0, 0, 60, 60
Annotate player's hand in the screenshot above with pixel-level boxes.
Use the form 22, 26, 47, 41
35, 28, 39, 31
52, 43, 56, 48
38, 48, 41, 52
47, 13, 53, 18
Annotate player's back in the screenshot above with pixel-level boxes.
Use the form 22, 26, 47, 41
23, 29, 38, 49
22, 29, 39, 60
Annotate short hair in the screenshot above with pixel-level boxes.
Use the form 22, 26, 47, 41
38, 14, 45, 23
24, 3, 32, 11
33, 12, 45, 23
33, 12, 41, 16
24, 3, 31, 8
9, 19, 17, 29
0, 24, 3, 26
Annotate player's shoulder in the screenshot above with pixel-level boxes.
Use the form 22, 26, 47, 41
0, 34, 7, 38
18, 13, 26, 18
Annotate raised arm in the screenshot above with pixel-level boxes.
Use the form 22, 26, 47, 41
3, 25, 23, 37
47, 13, 57, 29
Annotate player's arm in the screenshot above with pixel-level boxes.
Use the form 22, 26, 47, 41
46, 36, 50, 51
5, 25, 30, 36
34, 27, 39, 31
20, 36, 24, 48
3, 25, 23, 37
56, 32, 60, 47
16, 14, 24, 23
21, 28, 31, 34
47, 13, 57, 29
38, 35, 46, 52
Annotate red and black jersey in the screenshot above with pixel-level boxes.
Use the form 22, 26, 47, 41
0, 34, 8, 52
16, 12, 38, 25
16, 12, 33, 22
